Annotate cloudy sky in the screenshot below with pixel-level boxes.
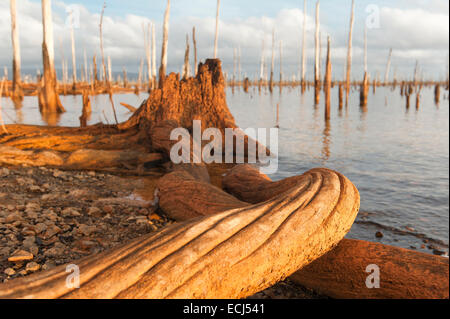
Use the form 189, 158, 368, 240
0, 0, 448, 81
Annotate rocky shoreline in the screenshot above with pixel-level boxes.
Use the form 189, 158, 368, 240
0, 165, 323, 299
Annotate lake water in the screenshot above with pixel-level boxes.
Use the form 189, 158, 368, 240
1, 85, 449, 255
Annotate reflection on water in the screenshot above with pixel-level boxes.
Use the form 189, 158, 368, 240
1, 86, 449, 254
321, 120, 331, 163
1, 93, 148, 127
41, 111, 62, 126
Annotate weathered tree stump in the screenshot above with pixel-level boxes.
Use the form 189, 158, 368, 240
1, 59, 260, 170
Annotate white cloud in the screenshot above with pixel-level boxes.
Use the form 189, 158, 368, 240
0, 0, 448, 81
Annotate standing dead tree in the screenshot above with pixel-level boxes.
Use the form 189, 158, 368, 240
345, 0, 355, 106
269, 28, 275, 93
83, 49, 88, 84
150, 24, 157, 89
99, 1, 118, 125
159, 0, 171, 87
192, 27, 198, 77
279, 41, 283, 85
314, 0, 320, 104
182, 34, 190, 80
324, 36, 332, 120
99, 2, 108, 86
0, 80, 8, 134
214, 0, 221, 58
10, 0, 23, 100
39, 0, 65, 113
360, 26, 369, 107
69, 8, 77, 87
259, 39, 265, 90
301, 0, 307, 91
143, 22, 152, 91
384, 48, 393, 85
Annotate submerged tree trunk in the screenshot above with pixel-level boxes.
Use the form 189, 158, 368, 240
324, 37, 331, 120
301, 0, 307, 89
345, 0, 355, 106
10, 0, 23, 100
314, 1, 320, 104
39, 0, 65, 114
69, 9, 77, 86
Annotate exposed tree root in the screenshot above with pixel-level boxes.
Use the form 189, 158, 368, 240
0, 165, 359, 299
221, 164, 449, 299
0, 145, 163, 170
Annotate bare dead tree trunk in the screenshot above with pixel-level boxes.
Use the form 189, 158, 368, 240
413, 60, 419, 91
107, 56, 112, 83
58, 37, 66, 95
360, 72, 369, 107
0, 79, 8, 134
364, 26, 368, 75
319, 32, 323, 82
143, 22, 152, 91
259, 39, 265, 91
238, 46, 242, 84
360, 25, 369, 107
99, 2, 107, 86
384, 48, 393, 84
10, 0, 23, 100
214, 0, 220, 58
269, 28, 275, 93
93, 55, 98, 85
192, 26, 197, 76
40, 0, 65, 113
83, 49, 88, 83
182, 34, 190, 80
345, 0, 355, 106
159, 0, 171, 88
151, 23, 157, 89
122, 67, 128, 88
338, 82, 343, 109
324, 36, 331, 120
314, 0, 320, 104
137, 58, 143, 90
435, 84, 441, 105
301, 0, 307, 88
98, 2, 118, 125
279, 40, 283, 84
69, 9, 77, 85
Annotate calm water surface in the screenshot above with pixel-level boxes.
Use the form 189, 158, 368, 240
1, 86, 449, 255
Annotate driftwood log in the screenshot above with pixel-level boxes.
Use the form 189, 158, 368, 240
221, 164, 449, 299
